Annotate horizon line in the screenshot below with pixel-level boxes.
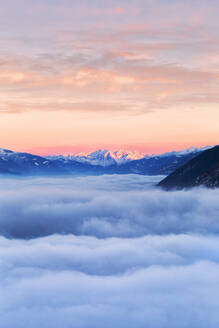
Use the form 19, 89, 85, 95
1, 144, 215, 158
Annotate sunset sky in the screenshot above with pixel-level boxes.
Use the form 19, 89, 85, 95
0, 0, 218, 155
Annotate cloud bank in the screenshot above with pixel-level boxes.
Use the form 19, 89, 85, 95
0, 175, 218, 238
1, 175, 219, 327
1, 234, 219, 328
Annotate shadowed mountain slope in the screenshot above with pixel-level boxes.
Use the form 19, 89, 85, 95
158, 146, 219, 189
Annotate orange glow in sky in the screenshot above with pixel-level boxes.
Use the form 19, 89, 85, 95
0, 0, 218, 155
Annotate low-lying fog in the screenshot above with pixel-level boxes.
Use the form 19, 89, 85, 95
1, 175, 219, 327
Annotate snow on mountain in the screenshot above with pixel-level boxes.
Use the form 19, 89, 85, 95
0, 148, 13, 155
147, 146, 212, 159
48, 150, 145, 166
0, 145, 214, 176
47, 147, 212, 166
0, 148, 60, 175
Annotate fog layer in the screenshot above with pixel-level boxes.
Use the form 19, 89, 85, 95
1, 175, 219, 328
0, 175, 218, 238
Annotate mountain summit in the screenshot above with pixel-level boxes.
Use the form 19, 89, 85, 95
48, 150, 145, 166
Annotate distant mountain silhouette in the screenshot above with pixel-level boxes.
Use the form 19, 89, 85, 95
47, 147, 208, 176
158, 146, 219, 189
0, 146, 211, 176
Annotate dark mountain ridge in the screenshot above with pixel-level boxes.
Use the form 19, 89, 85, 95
158, 146, 219, 189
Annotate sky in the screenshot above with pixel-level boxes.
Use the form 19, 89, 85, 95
0, 0, 219, 155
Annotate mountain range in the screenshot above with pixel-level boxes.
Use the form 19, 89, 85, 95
49, 150, 145, 166
0, 146, 211, 176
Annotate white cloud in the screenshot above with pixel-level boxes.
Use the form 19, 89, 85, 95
0, 175, 218, 238
1, 234, 219, 327
0, 175, 219, 327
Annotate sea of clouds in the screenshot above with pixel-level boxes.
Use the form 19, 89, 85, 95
1, 174, 219, 327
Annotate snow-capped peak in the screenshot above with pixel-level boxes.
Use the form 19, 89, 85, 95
46, 146, 214, 166
48, 150, 146, 166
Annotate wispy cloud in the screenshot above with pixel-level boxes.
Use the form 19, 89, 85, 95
0, 0, 218, 150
